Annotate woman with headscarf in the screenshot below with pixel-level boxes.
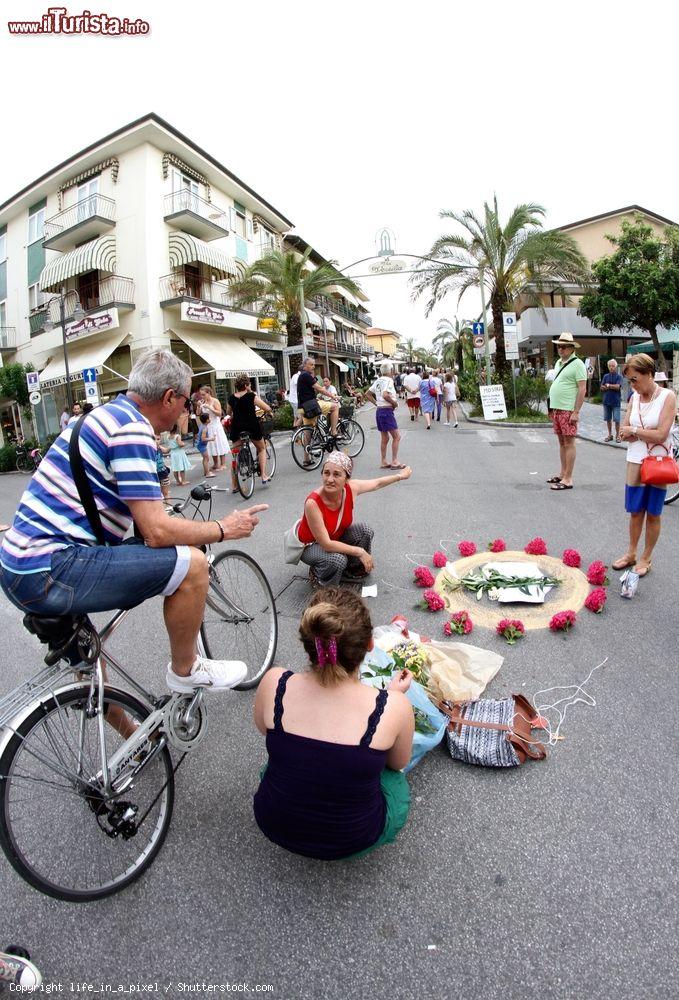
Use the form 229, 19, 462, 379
295, 452, 412, 586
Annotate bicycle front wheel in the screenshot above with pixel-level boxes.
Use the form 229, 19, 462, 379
264, 438, 276, 479
664, 430, 679, 505
338, 419, 365, 458
200, 550, 278, 689
290, 426, 324, 471
236, 446, 255, 499
0, 685, 174, 902
15, 456, 31, 475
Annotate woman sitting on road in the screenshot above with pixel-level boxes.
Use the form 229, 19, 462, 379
226, 373, 274, 488
295, 451, 412, 587
614, 353, 677, 577
253, 586, 413, 860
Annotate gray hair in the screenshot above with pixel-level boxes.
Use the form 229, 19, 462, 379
128, 349, 193, 402
380, 361, 394, 376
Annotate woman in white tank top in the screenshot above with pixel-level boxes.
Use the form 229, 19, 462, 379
614, 354, 677, 576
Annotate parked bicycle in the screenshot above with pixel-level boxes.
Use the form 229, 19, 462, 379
14, 445, 42, 475
663, 425, 679, 506
290, 404, 365, 471
0, 483, 277, 901
232, 418, 276, 499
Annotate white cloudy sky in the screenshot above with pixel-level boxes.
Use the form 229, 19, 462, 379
2, 0, 677, 346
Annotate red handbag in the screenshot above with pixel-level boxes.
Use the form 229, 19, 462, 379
428, 380, 437, 398
640, 445, 679, 486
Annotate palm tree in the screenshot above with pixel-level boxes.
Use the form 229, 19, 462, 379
227, 248, 362, 348
411, 198, 591, 373
432, 317, 473, 371
398, 337, 417, 365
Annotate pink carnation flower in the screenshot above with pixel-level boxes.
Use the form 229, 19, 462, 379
423, 589, 445, 612
488, 538, 507, 553
584, 588, 607, 613
549, 610, 577, 632
586, 561, 609, 586
443, 610, 473, 636
458, 540, 477, 557
562, 548, 581, 568
414, 566, 435, 588
496, 618, 525, 645
432, 551, 448, 568
524, 537, 548, 555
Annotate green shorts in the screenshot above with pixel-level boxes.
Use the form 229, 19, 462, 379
341, 769, 411, 861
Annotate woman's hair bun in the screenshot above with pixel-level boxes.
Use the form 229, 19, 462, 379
300, 601, 345, 641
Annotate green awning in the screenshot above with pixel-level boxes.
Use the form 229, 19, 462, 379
628, 329, 679, 355
169, 233, 241, 280
345, 360, 356, 369
40, 236, 116, 292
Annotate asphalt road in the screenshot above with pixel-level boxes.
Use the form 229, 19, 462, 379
0, 408, 676, 1000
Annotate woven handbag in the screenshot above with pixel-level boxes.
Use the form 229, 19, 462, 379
440, 694, 547, 767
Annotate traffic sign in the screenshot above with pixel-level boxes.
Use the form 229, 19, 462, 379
82, 367, 97, 383
502, 312, 517, 329
472, 322, 484, 337
26, 371, 40, 391
84, 383, 100, 405
473, 335, 485, 349
504, 327, 520, 360
29, 390, 42, 406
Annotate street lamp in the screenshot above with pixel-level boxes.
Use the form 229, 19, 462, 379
315, 299, 331, 378
43, 287, 85, 411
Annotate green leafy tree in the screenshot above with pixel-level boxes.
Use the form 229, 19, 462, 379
411, 198, 590, 374
579, 216, 679, 372
0, 362, 34, 408
227, 248, 362, 349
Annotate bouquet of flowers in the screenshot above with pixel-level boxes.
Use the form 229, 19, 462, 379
562, 549, 581, 568
525, 537, 548, 555
458, 540, 477, 557
584, 588, 607, 613
488, 538, 507, 552
443, 610, 473, 636
586, 561, 609, 586
496, 619, 525, 645
391, 640, 431, 686
416, 589, 446, 613
432, 551, 448, 568
414, 565, 435, 588
549, 610, 577, 632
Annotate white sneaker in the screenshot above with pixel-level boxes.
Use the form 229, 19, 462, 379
166, 656, 247, 693
444, 421, 450, 426
454, 422, 459, 428
0, 951, 42, 989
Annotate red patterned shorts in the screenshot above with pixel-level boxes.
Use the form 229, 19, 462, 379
550, 409, 577, 437
406, 397, 420, 410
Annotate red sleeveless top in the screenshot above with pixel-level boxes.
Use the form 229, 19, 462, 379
297, 484, 354, 544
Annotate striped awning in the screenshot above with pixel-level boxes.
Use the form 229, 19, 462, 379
331, 358, 349, 373
169, 233, 241, 280
40, 236, 116, 292
304, 307, 321, 327
324, 316, 336, 333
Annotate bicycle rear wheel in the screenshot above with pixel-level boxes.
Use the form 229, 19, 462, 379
337, 419, 365, 458
0, 685, 174, 902
236, 445, 255, 499
200, 550, 277, 689
290, 426, 324, 471
264, 438, 276, 479
15, 456, 31, 475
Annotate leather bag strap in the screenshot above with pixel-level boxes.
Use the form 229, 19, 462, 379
68, 414, 107, 546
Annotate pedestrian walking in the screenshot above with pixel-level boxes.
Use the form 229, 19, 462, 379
442, 371, 459, 426
614, 353, 677, 577
433, 369, 443, 422
419, 372, 438, 429
59, 407, 70, 433
601, 359, 623, 441
199, 385, 230, 472
166, 426, 192, 486
546, 333, 587, 490
289, 366, 302, 428
369, 362, 404, 469
403, 368, 421, 422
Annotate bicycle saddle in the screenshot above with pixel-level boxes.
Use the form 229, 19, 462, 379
23, 614, 99, 666
23, 614, 81, 641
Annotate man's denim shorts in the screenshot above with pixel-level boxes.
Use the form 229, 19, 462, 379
0, 539, 191, 618
603, 403, 621, 422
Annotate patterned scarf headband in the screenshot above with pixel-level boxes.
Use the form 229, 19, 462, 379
323, 451, 353, 476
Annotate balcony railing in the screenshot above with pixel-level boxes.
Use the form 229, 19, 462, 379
43, 194, 116, 243
88, 275, 134, 310
0, 327, 16, 349
29, 310, 48, 336
159, 273, 262, 315
163, 191, 229, 231
315, 295, 361, 325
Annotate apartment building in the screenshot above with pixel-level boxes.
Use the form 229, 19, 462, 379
283, 235, 374, 385
366, 328, 403, 362
0, 113, 293, 442
515, 205, 677, 368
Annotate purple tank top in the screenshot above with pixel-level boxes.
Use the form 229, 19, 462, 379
253, 671, 389, 859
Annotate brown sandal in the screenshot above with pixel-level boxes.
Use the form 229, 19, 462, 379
612, 556, 636, 571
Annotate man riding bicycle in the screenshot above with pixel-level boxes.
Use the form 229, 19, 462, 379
0, 349, 267, 694
296, 357, 339, 435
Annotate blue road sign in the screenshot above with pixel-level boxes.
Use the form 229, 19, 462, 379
82, 367, 97, 383
472, 322, 484, 336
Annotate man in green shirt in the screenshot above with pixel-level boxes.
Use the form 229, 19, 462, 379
547, 332, 587, 490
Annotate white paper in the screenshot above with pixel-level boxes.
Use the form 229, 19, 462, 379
482, 561, 552, 604
361, 584, 378, 598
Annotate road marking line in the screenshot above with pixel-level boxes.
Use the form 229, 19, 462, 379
519, 429, 548, 445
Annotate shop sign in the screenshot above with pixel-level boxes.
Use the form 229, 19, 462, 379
66, 308, 119, 341
245, 338, 284, 352
257, 317, 277, 329
369, 257, 406, 274
181, 301, 229, 327
480, 384, 508, 420
42, 368, 101, 390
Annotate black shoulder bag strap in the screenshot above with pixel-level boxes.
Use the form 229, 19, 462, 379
68, 414, 107, 546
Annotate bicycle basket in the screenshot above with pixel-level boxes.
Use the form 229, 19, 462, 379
261, 417, 274, 436
339, 402, 355, 419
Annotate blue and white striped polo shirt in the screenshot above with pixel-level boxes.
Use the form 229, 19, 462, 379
1, 394, 162, 575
